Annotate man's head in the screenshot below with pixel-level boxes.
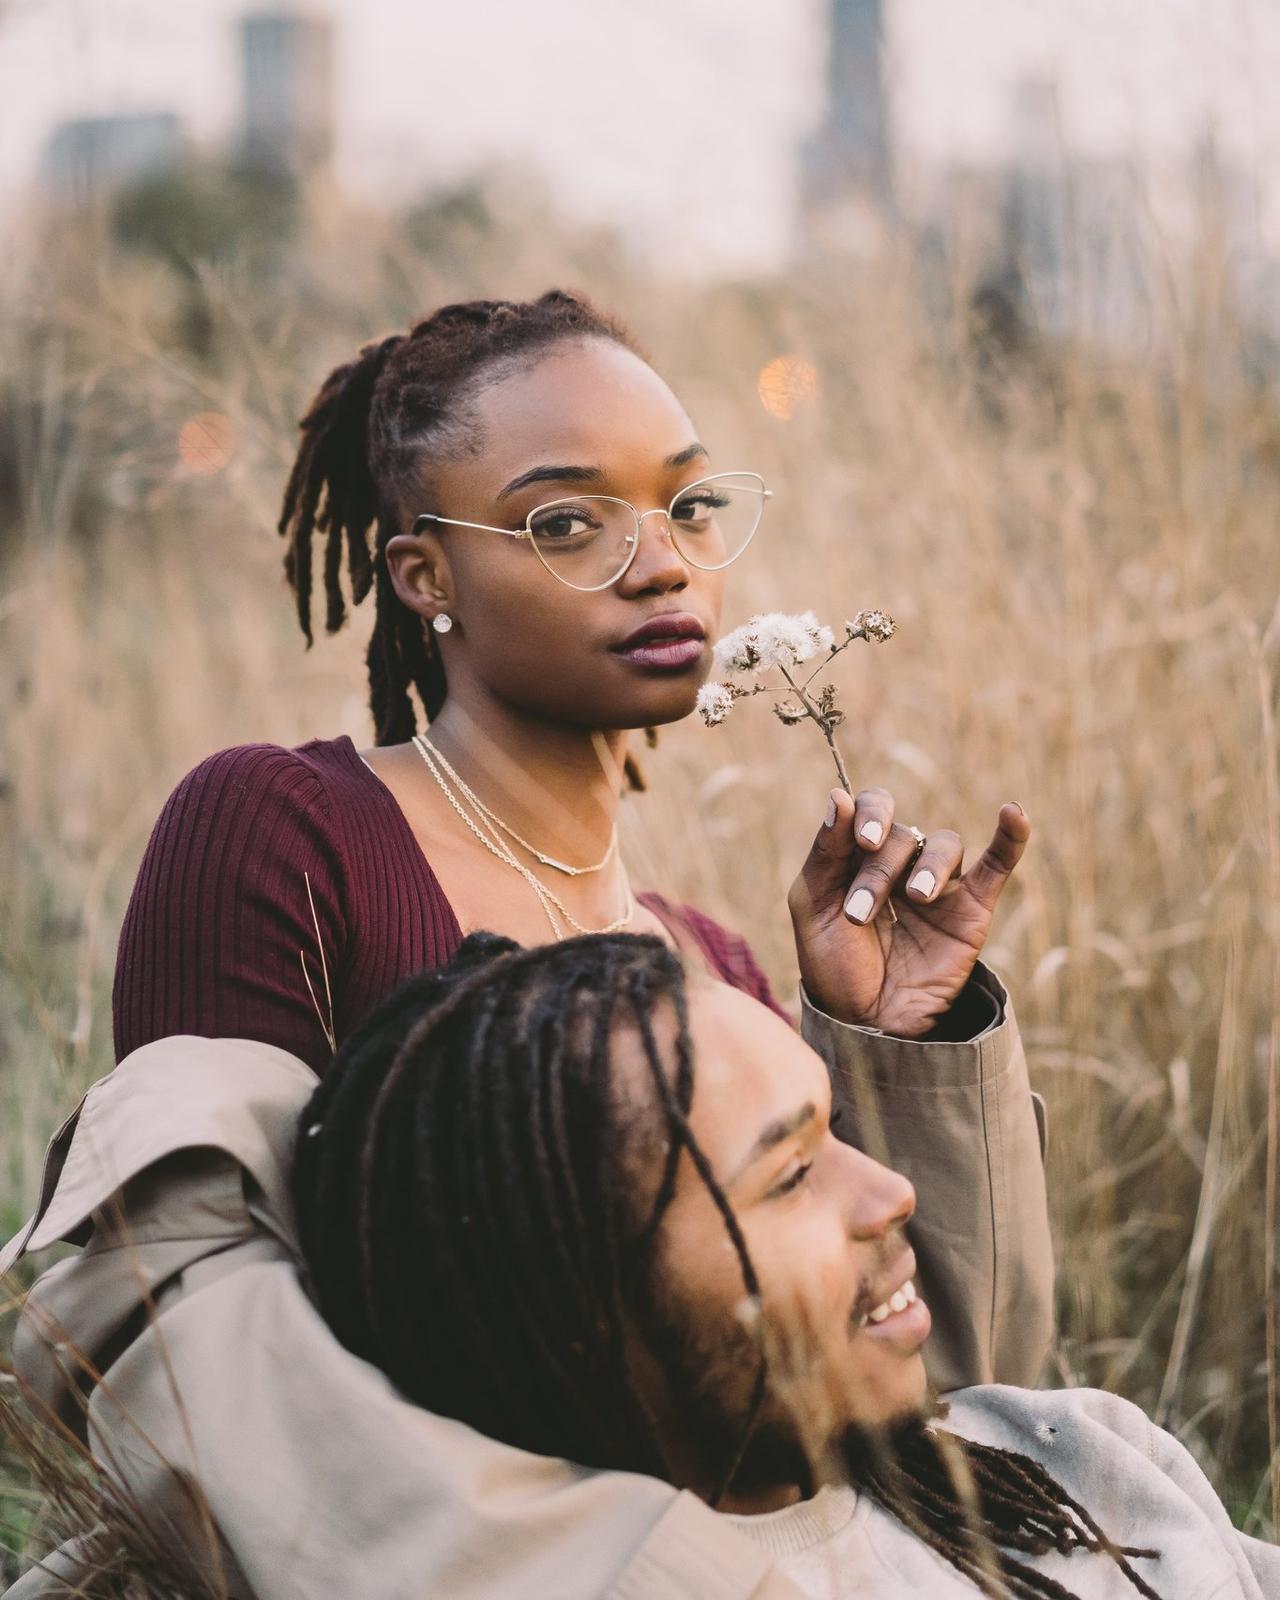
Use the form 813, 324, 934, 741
623, 975, 932, 1500
293, 931, 931, 1504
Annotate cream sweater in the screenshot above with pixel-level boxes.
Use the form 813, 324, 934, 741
724, 1386, 1279, 1599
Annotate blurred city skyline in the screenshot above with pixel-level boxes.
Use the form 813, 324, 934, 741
3, 0, 1280, 272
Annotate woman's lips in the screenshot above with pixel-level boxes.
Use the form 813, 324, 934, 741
612, 611, 706, 669
612, 636, 707, 671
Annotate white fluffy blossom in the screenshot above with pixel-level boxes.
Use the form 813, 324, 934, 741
711, 626, 758, 677
712, 611, 834, 677
696, 682, 735, 727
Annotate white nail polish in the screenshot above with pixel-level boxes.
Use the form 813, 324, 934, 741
859, 820, 883, 846
824, 795, 837, 828
909, 869, 936, 898
845, 887, 874, 923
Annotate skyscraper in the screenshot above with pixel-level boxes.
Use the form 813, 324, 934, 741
803, 0, 892, 214
43, 113, 183, 203
240, 10, 334, 178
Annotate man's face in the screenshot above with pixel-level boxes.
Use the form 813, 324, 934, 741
624, 982, 932, 1499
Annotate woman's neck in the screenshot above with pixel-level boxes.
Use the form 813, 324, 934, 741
422, 697, 628, 870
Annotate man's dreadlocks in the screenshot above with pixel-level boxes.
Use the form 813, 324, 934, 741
292, 933, 1162, 1600
276, 292, 652, 786
292, 930, 717, 1474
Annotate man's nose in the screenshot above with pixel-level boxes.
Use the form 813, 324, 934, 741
843, 1147, 917, 1242
617, 510, 689, 594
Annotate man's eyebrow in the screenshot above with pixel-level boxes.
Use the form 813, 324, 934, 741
495, 444, 708, 503
729, 1101, 818, 1183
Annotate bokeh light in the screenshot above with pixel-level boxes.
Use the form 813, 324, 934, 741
756, 355, 818, 420
178, 410, 236, 475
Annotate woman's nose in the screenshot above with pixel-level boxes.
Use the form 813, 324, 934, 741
616, 511, 690, 595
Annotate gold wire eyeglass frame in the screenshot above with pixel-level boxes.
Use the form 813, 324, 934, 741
413, 470, 772, 592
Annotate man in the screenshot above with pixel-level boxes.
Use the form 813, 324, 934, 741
291, 932, 1278, 1600
4, 918, 1051, 1600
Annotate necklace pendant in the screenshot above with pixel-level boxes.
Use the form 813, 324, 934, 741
536, 852, 580, 876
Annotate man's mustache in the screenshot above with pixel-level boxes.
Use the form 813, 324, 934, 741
848, 1224, 912, 1330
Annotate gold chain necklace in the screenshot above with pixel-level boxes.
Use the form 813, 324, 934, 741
419, 737, 617, 876
412, 735, 634, 941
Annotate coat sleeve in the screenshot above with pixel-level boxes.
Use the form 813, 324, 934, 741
799, 963, 1054, 1394
86, 1245, 804, 1600
3, 1041, 805, 1600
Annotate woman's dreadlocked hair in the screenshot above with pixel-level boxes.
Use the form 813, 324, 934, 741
277, 292, 652, 785
293, 934, 1162, 1600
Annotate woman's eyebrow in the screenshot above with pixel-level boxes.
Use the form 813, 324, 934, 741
666, 442, 708, 469
497, 464, 603, 501
496, 444, 708, 503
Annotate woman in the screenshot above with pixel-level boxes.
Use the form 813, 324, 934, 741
113, 290, 1030, 1070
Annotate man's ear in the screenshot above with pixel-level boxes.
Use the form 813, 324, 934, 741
385, 526, 452, 626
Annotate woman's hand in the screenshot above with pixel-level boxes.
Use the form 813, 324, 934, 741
787, 786, 1030, 1038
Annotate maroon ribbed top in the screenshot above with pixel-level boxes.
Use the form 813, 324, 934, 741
112, 736, 785, 1073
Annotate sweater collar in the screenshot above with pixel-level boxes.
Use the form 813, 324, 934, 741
718, 1484, 859, 1557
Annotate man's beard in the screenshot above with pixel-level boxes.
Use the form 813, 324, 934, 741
632, 1253, 938, 1503
720, 1409, 938, 1500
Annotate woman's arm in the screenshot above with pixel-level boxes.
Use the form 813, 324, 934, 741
801, 965, 1054, 1392
113, 744, 348, 1073
785, 788, 1053, 1388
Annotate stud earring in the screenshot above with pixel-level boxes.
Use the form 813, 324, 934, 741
432, 613, 453, 635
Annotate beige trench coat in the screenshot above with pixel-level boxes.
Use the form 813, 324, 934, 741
2, 967, 1051, 1600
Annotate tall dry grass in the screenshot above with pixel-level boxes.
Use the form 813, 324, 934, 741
1, 173, 1277, 1580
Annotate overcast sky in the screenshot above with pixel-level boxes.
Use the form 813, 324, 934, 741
3, 0, 1279, 270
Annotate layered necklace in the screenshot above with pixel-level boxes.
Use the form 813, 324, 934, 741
412, 735, 634, 942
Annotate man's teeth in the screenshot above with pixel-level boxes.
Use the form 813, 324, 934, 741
861, 1279, 917, 1327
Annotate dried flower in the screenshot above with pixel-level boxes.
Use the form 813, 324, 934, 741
696, 682, 735, 727
704, 606, 897, 794
713, 610, 834, 677
711, 626, 758, 676
801, 612, 836, 654
845, 609, 897, 644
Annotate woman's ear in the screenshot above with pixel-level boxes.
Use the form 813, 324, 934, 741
386, 526, 452, 625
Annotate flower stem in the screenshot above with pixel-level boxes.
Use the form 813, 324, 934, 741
800, 634, 860, 693
778, 664, 852, 793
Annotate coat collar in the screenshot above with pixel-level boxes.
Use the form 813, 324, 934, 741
1, 1036, 316, 1279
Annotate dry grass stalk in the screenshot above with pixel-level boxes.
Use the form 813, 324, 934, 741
1, 170, 1276, 1563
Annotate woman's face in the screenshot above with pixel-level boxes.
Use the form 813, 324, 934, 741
389, 336, 729, 732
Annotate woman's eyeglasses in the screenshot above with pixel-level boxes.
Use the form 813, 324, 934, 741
414, 471, 771, 592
